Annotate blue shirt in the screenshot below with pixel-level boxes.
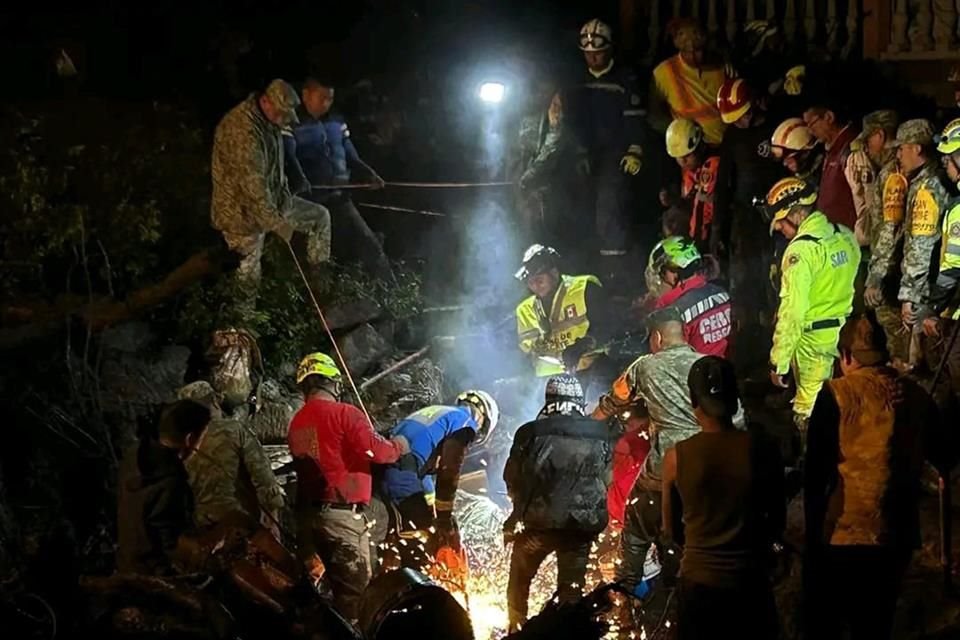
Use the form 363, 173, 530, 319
290, 110, 362, 188
381, 406, 478, 501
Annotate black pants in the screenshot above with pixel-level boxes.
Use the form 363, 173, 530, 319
803, 545, 911, 640
617, 484, 662, 590
327, 198, 394, 282
677, 576, 778, 640
507, 529, 594, 631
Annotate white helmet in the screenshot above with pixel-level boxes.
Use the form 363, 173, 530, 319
456, 389, 500, 447
771, 117, 817, 152
579, 19, 613, 51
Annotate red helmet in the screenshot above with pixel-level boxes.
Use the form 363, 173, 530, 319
716, 78, 752, 124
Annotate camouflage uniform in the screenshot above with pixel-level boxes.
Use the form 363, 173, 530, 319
859, 111, 908, 361
211, 80, 330, 293
178, 382, 285, 530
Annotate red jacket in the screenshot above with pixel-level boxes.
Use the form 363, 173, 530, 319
288, 397, 402, 505
654, 274, 732, 357
817, 125, 859, 230
607, 428, 651, 529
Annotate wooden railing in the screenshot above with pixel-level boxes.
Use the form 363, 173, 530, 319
862, 0, 960, 59
621, 0, 864, 63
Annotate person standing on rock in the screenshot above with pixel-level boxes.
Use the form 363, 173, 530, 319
210, 79, 331, 307
287, 352, 408, 622
502, 374, 614, 633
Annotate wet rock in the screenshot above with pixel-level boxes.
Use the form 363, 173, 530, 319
325, 298, 383, 331
249, 379, 302, 444
339, 324, 392, 376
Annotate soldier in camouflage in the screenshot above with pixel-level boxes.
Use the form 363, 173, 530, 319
177, 381, 285, 537
211, 79, 331, 302
889, 120, 951, 368
859, 111, 911, 366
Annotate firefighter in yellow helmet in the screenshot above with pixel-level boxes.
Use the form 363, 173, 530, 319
921, 119, 960, 406
765, 178, 861, 441
515, 244, 612, 378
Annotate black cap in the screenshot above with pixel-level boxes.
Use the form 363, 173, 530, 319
687, 356, 740, 419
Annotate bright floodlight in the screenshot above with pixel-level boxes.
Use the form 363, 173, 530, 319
479, 82, 505, 103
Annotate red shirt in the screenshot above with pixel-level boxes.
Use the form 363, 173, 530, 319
655, 274, 732, 357
817, 125, 859, 230
607, 428, 651, 529
288, 397, 402, 505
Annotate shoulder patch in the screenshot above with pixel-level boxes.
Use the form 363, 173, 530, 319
911, 186, 941, 237
951, 222, 960, 238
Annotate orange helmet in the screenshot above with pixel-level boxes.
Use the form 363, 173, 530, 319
716, 78, 752, 124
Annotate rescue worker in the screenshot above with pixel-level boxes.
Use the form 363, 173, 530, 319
765, 177, 860, 441
177, 381, 284, 536
890, 119, 951, 369
664, 118, 722, 252
804, 315, 932, 640
650, 18, 729, 145
802, 102, 864, 235
662, 356, 784, 640
593, 307, 744, 600
921, 118, 960, 406
861, 110, 911, 368
285, 77, 393, 282
567, 19, 646, 278
715, 78, 786, 328
503, 374, 614, 632
649, 236, 733, 358
287, 352, 408, 621
514, 244, 612, 378
380, 390, 500, 571
770, 117, 824, 185
210, 79, 331, 305
117, 400, 211, 575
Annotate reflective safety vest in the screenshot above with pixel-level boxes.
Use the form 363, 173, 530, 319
516, 274, 601, 377
652, 55, 727, 145
937, 200, 960, 320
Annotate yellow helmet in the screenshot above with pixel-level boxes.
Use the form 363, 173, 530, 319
665, 118, 703, 158
764, 177, 818, 235
296, 352, 342, 384
936, 118, 960, 155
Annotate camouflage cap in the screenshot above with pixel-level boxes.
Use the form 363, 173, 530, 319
177, 380, 218, 407
886, 118, 934, 148
264, 79, 300, 124
855, 110, 899, 144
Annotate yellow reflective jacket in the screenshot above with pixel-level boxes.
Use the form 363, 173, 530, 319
516, 274, 601, 377
929, 198, 960, 320
770, 212, 861, 373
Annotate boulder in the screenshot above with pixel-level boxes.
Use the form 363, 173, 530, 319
339, 324, 392, 376
324, 298, 383, 331
249, 379, 303, 444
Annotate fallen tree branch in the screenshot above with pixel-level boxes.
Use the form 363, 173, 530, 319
359, 345, 431, 391
0, 246, 233, 350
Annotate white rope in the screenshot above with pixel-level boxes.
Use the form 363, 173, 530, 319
284, 241, 375, 428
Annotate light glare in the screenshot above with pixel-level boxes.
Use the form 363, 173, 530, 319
479, 82, 505, 103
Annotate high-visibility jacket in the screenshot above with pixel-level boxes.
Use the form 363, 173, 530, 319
770, 212, 861, 374
681, 155, 721, 245
928, 197, 960, 320
517, 274, 602, 377
652, 55, 727, 145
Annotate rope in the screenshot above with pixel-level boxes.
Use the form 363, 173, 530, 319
357, 202, 448, 217
310, 180, 514, 190
284, 241, 375, 428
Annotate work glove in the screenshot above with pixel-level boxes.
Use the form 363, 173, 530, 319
620, 153, 642, 176
864, 285, 884, 309
784, 65, 806, 96
431, 510, 461, 553
562, 337, 594, 371
274, 219, 295, 243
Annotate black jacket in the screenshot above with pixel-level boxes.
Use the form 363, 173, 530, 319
503, 412, 614, 534
116, 439, 193, 575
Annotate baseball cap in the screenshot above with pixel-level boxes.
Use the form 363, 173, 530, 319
855, 110, 898, 145
687, 356, 740, 419
264, 79, 300, 124
838, 314, 888, 366
886, 118, 934, 149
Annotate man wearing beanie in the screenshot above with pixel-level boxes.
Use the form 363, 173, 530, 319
661, 356, 784, 639
803, 314, 935, 639
502, 373, 615, 633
